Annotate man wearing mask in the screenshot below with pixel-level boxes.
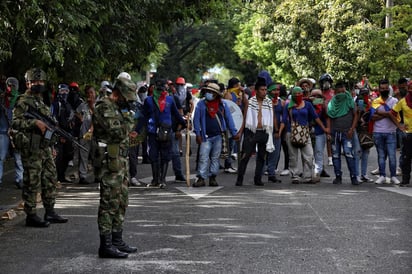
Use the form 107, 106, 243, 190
51, 84, 75, 183
93, 77, 138, 258
0, 77, 24, 189
319, 73, 334, 166
12, 68, 68, 227
392, 81, 412, 187
193, 83, 240, 187
138, 79, 186, 188
326, 82, 359, 185
371, 79, 400, 185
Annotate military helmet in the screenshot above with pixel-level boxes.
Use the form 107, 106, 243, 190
113, 77, 137, 101
24, 68, 47, 82
319, 73, 333, 84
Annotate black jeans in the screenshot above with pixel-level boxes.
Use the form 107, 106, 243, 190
236, 129, 268, 183
401, 133, 412, 184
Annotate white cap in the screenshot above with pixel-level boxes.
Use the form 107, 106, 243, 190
117, 72, 131, 80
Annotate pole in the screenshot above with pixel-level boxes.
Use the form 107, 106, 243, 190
185, 115, 191, 187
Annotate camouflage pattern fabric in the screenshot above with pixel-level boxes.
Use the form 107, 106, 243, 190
12, 91, 58, 215
93, 97, 135, 235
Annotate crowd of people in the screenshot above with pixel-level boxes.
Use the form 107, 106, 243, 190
0, 68, 411, 259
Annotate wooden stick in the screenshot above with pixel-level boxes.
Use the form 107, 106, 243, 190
185, 115, 191, 187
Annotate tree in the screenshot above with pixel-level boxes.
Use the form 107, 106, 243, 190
0, 0, 230, 84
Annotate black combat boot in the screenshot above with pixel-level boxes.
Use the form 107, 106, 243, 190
112, 230, 137, 253
26, 214, 50, 228
99, 234, 128, 258
44, 209, 68, 223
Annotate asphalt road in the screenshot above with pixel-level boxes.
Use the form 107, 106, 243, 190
0, 136, 411, 274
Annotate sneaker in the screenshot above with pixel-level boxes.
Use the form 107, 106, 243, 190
68, 160, 74, 167
175, 175, 187, 183
192, 177, 206, 187
320, 170, 330, 177
231, 153, 237, 160
328, 157, 333, 166
333, 176, 342, 184
375, 176, 386, 184
78, 177, 90, 185
130, 177, 141, 186
264, 171, 269, 176
224, 167, 237, 174
390, 177, 400, 185
291, 177, 300, 184
370, 168, 379, 175
352, 177, 361, 185
312, 173, 320, 183
268, 176, 281, 183
360, 175, 373, 183
396, 167, 402, 176
209, 176, 219, 187
400, 182, 410, 187
280, 169, 290, 176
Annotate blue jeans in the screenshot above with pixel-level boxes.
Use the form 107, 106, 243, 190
267, 135, 282, 176
373, 132, 397, 177
331, 131, 356, 178
353, 130, 370, 177
0, 133, 9, 184
197, 135, 222, 179
170, 132, 183, 176
314, 134, 326, 174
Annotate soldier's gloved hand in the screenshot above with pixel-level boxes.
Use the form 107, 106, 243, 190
83, 131, 93, 140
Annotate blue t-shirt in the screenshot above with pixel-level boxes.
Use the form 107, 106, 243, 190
205, 114, 221, 137
282, 101, 318, 132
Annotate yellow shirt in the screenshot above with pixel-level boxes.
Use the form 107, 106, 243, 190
393, 98, 412, 133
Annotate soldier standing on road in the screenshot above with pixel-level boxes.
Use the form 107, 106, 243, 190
93, 77, 138, 259
12, 68, 68, 227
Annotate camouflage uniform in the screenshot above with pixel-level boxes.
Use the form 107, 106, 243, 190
12, 91, 58, 215
93, 84, 135, 235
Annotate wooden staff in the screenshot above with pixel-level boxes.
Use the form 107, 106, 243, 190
185, 115, 191, 187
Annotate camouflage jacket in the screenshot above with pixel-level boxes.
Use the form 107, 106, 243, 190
93, 97, 135, 148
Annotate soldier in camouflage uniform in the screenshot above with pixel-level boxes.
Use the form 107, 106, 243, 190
12, 68, 68, 227
93, 77, 138, 259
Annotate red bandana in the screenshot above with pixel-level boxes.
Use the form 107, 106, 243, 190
206, 99, 220, 118
158, 91, 168, 112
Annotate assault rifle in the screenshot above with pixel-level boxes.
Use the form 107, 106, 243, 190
24, 106, 88, 152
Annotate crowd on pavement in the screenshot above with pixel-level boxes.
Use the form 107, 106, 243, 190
0, 68, 411, 258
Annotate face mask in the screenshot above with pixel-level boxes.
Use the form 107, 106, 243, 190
399, 88, 407, 97
31, 85, 45, 94
380, 90, 389, 98
295, 94, 303, 105
57, 93, 68, 102
335, 92, 347, 102
138, 92, 147, 102
322, 82, 331, 90
177, 86, 185, 95
312, 98, 323, 105
205, 92, 214, 101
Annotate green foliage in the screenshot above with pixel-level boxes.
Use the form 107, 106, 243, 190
0, 0, 230, 84
234, 0, 411, 86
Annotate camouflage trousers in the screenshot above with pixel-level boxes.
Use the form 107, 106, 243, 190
98, 155, 129, 235
21, 147, 57, 215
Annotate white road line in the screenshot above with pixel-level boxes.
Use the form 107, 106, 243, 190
377, 187, 412, 197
